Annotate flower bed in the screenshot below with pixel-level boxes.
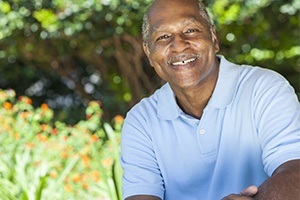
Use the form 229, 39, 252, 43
0, 89, 123, 200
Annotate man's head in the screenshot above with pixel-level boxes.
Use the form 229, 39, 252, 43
142, 0, 220, 90
142, 0, 213, 46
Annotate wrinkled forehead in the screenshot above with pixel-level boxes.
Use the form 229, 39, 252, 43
147, 0, 209, 30
147, 0, 201, 18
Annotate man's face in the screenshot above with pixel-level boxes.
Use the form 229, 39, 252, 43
143, 0, 220, 90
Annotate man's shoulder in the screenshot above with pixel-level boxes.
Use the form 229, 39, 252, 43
126, 84, 167, 118
236, 64, 290, 97
240, 64, 285, 81
220, 56, 286, 83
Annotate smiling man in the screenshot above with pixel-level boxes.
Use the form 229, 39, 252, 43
120, 0, 300, 199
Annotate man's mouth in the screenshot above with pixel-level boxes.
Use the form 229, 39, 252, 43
168, 54, 201, 66
171, 58, 197, 66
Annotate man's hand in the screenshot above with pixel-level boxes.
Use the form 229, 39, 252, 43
222, 159, 300, 200
222, 185, 258, 200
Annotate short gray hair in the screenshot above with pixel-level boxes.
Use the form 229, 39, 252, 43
142, 0, 212, 45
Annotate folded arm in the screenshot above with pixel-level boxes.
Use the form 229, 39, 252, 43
254, 159, 300, 199
223, 159, 300, 200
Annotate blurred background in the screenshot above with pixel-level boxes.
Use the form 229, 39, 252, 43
0, 0, 299, 199
0, 0, 299, 124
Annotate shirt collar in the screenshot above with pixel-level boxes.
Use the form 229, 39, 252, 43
157, 55, 240, 120
209, 55, 240, 108
157, 83, 180, 120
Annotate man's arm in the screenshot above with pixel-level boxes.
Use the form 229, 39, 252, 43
125, 160, 300, 200
223, 159, 300, 200
254, 159, 300, 199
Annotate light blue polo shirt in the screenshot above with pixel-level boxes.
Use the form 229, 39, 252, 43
121, 56, 300, 200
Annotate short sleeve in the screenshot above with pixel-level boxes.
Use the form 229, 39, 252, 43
254, 73, 300, 176
120, 109, 165, 199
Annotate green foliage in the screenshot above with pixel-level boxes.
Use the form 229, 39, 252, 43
0, 88, 123, 200
206, 0, 300, 97
0, 0, 299, 124
33, 9, 59, 31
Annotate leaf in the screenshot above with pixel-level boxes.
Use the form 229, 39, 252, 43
0, 179, 18, 200
35, 175, 48, 200
33, 9, 59, 31
104, 123, 123, 199
44, 155, 80, 200
0, 1, 11, 13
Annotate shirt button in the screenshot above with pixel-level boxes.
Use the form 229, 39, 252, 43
199, 129, 205, 134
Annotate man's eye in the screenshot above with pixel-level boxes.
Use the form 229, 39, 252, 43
156, 35, 170, 41
186, 29, 198, 33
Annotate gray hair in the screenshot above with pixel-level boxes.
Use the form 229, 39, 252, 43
142, 0, 212, 45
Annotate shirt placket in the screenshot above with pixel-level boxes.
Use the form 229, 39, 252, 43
197, 108, 217, 162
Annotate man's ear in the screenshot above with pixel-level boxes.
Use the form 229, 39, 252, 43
211, 25, 220, 53
142, 42, 154, 66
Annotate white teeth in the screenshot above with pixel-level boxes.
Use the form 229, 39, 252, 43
172, 58, 196, 66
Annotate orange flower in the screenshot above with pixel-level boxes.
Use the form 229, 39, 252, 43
51, 128, 58, 135
61, 151, 68, 159
20, 111, 29, 119
91, 171, 101, 182
40, 103, 49, 110
49, 170, 57, 178
89, 100, 102, 107
91, 134, 98, 142
36, 134, 48, 142
64, 184, 72, 192
82, 182, 89, 190
19, 96, 32, 104
81, 154, 90, 167
114, 115, 124, 124
3, 102, 12, 109
72, 174, 82, 183
40, 124, 48, 131
86, 114, 92, 119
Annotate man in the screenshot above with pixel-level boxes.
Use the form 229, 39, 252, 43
120, 0, 300, 199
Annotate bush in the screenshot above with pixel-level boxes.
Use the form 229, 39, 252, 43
0, 89, 123, 200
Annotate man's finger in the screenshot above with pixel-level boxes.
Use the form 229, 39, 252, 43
240, 185, 258, 196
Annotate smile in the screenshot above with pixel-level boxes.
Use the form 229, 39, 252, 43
171, 58, 197, 66
168, 54, 201, 66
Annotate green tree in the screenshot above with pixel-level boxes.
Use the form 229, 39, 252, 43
0, 0, 299, 123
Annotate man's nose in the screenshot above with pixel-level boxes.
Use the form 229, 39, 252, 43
170, 34, 189, 52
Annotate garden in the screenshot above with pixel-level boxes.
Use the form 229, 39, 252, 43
0, 88, 122, 200
0, 0, 299, 199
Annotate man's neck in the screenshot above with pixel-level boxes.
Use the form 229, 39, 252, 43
173, 60, 220, 119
